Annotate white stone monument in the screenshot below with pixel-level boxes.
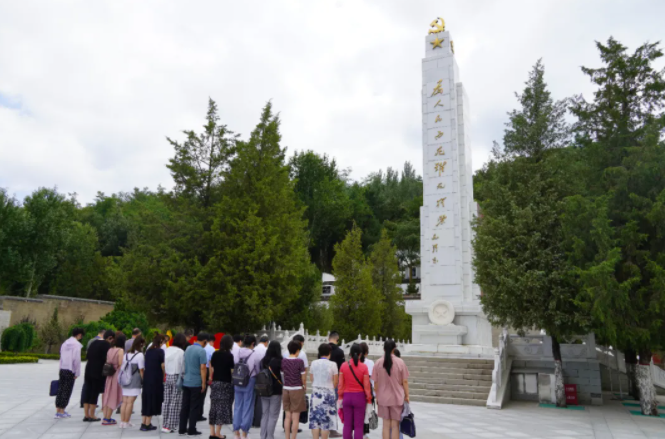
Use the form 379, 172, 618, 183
405, 18, 493, 356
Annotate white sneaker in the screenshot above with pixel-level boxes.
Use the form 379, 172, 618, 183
162, 427, 173, 433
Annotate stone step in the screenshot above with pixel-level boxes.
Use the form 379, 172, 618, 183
409, 389, 489, 400
409, 382, 491, 391
410, 377, 491, 386
405, 362, 494, 371
401, 358, 494, 365
407, 366, 493, 375
409, 395, 487, 406
408, 372, 493, 381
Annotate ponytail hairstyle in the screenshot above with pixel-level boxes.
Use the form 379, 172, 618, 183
383, 339, 397, 376
360, 342, 369, 363
349, 343, 362, 367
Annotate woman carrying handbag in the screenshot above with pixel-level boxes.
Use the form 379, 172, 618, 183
338, 344, 372, 439
371, 340, 410, 439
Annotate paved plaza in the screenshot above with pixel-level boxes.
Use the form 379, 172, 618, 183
0, 361, 663, 439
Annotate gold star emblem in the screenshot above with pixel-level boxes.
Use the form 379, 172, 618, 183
431, 37, 444, 49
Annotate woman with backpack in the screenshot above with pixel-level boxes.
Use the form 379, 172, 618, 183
233, 335, 259, 439
101, 331, 126, 425
140, 334, 165, 431
119, 336, 145, 429
309, 343, 339, 439
372, 340, 410, 439
338, 343, 372, 439
258, 340, 283, 439
209, 334, 235, 439
162, 333, 187, 434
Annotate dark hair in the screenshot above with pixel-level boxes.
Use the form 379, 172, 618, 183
318, 343, 331, 358
287, 340, 301, 355
259, 335, 269, 344
293, 334, 305, 344
383, 339, 397, 376
103, 329, 116, 341
233, 334, 243, 343
220, 334, 234, 352
132, 328, 142, 336
114, 331, 127, 349
262, 341, 283, 368
244, 335, 257, 348
72, 327, 85, 338
360, 342, 369, 362
328, 331, 339, 341
185, 329, 194, 338
149, 334, 164, 350
394, 349, 401, 358
130, 336, 145, 353
172, 333, 188, 350
349, 343, 361, 366
197, 332, 209, 342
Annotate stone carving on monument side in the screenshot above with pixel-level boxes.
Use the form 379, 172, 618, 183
428, 299, 455, 326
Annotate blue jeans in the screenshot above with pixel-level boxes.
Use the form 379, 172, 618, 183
233, 377, 257, 433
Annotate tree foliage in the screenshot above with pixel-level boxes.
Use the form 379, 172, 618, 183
330, 224, 382, 342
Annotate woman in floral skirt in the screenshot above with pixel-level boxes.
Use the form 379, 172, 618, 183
162, 333, 187, 434
309, 343, 339, 439
209, 334, 235, 438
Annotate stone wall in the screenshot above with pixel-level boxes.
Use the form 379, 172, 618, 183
0, 295, 114, 328
512, 359, 603, 405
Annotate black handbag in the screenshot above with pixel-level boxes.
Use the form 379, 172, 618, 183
299, 395, 309, 424
49, 380, 59, 396
400, 403, 416, 438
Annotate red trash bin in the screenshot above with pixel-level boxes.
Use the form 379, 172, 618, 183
565, 384, 578, 405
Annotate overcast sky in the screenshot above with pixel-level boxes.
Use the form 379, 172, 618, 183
1, 0, 663, 204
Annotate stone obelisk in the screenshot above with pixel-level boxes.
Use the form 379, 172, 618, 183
405, 18, 492, 356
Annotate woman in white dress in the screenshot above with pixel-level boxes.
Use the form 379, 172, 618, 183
309, 343, 339, 439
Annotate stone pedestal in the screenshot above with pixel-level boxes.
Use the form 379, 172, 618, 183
406, 20, 492, 357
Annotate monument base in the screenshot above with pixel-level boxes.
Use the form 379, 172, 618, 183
403, 343, 495, 357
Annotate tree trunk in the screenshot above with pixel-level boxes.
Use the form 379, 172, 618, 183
637, 349, 659, 416
625, 348, 639, 400
552, 336, 567, 407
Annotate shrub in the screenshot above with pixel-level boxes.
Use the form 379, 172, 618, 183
100, 310, 149, 339
0, 351, 59, 360
0, 322, 38, 352
0, 356, 39, 364
39, 308, 66, 354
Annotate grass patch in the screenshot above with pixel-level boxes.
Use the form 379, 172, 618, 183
0, 356, 39, 364
629, 410, 665, 418
623, 402, 665, 410
539, 403, 585, 411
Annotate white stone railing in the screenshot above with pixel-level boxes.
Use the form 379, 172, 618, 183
650, 360, 665, 389
487, 328, 510, 409
268, 322, 412, 356
508, 334, 597, 360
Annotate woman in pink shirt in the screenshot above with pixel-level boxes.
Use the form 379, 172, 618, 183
372, 340, 410, 439
338, 344, 372, 439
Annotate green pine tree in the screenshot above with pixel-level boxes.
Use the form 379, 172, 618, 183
473, 61, 583, 407
330, 224, 382, 342
370, 229, 408, 340
200, 102, 313, 333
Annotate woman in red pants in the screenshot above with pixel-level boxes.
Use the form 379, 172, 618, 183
338, 344, 372, 439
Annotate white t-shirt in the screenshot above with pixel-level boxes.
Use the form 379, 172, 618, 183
311, 358, 338, 389
165, 346, 185, 375
121, 352, 145, 397
231, 343, 240, 361
204, 344, 215, 368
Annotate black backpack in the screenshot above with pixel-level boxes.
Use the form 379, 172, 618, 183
232, 351, 255, 387
255, 368, 274, 397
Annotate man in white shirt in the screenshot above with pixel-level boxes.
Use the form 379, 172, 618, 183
231, 334, 243, 362
254, 336, 269, 365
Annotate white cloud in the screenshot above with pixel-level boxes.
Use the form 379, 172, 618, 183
1, 0, 663, 203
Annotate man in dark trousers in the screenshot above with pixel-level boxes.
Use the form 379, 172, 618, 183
82, 329, 114, 422
179, 333, 208, 436
328, 331, 345, 438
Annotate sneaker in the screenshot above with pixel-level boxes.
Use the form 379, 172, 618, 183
119, 422, 127, 429
140, 424, 148, 431
162, 427, 173, 433
54, 413, 65, 419
62, 412, 72, 418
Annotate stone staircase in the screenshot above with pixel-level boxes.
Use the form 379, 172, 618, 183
306, 355, 492, 407
403, 357, 492, 406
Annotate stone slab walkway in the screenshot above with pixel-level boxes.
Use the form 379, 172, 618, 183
0, 361, 663, 439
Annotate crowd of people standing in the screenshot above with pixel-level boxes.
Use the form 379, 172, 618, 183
54, 328, 410, 439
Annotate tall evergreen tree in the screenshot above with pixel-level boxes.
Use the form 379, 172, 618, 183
200, 102, 313, 333
331, 224, 382, 342
473, 61, 582, 407
370, 229, 409, 340
564, 38, 665, 416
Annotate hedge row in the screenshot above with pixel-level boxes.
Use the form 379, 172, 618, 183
0, 352, 60, 360
0, 356, 39, 364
